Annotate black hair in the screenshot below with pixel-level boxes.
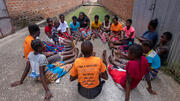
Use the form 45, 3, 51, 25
72, 16, 77, 20
79, 12, 87, 18
81, 40, 93, 57
28, 24, 40, 35
79, 12, 85, 16
163, 32, 172, 41
142, 40, 153, 49
46, 18, 52, 22
127, 19, 132, 24
149, 19, 158, 29
59, 14, 65, 18
31, 39, 42, 52
113, 16, 118, 21
105, 14, 110, 19
94, 15, 99, 19
128, 44, 143, 59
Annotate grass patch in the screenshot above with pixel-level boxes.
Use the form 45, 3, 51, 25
161, 63, 180, 84
65, 6, 91, 24
90, 6, 113, 22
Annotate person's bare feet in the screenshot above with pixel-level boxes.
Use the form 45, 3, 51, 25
102, 50, 107, 64
109, 55, 116, 66
147, 87, 157, 95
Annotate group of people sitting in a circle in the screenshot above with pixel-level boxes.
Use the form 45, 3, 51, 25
11, 12, 173, 101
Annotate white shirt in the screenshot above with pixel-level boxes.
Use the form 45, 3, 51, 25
57, 21, 68, 33
28, 52, 48, 78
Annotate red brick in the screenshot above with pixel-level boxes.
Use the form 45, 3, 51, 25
100, 0, 134, 20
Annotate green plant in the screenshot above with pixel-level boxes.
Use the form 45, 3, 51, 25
161, 63, 180, 84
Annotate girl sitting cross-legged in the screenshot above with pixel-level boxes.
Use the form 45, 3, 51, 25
102, 44, 157, 101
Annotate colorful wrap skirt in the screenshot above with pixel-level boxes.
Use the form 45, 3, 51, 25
43, 42, 64, 53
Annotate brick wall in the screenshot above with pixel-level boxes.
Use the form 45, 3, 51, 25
99, 0, 134, 20
5, 0, 83, 29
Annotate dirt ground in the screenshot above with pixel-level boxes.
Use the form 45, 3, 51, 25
0, 26, 180, 101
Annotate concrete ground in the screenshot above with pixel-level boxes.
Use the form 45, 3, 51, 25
0, 26, 180, 101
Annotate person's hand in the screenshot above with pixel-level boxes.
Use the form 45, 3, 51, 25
11, 81, 23, 87
45, 91, 53, 101
146, 87, 157, 95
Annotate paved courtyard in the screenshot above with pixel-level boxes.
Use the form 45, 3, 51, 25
0, 26, 180, 101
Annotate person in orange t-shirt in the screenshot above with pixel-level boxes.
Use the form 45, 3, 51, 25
70, 40, 108, 99
110, 16, 123, 41
109, 16, 123, 48
24, 24, 40, 59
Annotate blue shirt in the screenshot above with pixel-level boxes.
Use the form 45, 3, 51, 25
146, 49, 161, 69
142, 30, 158, 47
69, 21, 80, 31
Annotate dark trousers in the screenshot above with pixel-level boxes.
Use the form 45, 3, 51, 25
78, 81, 104, 99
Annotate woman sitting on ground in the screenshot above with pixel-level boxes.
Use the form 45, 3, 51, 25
109, 16, 123, 48
58, 14, 72, 40
100, 14, 111, 43
91, 15, 102, 40
154, 32, 172, 65
69, 16, 80, 40
123, 19, 135, 44
78, 12, 91, 40
137, 19, 158, 48
70, 40, 108, 99
45, 18, 54, 43
102, 44, 156, 101
11, 39, 79, 100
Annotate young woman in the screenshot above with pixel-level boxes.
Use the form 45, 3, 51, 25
102, 44, 156, 101
110, 16, 123, 42
58, 14, 71, 40
69, 16, 80, 40
45, 18, 54, 43
70, 40, 108, 99
123, 19, 135, 43
154, 32, 172, 65
12, 39, 53, 101
24, 24, 40, 59
52, 20, 60, 45
11, 39, 79, 100
109, 16, 123, 48
101, 15, 111, 43
77, 12, 91, 40
142, 40, 161, 80
138, 19, 158, 48
91, 15, 101, 39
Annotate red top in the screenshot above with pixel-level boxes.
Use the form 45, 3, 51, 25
45, 26, 52, 35
120, 56, 149, 90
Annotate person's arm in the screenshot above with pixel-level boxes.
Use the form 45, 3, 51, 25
45, 32, 52, 39
125, 73, 133, 101
39, 66, 53, 100
45, 27, 52, 38
11, 61, 31, 87
70, 28, 73, 34
145, 73, 157, 95
70, 75, 78, 81
70, 62, 78, 81
157, 48, 166, 56
42, 52, 57, 57
129, 32, 134, 39
100, 71, 108, 80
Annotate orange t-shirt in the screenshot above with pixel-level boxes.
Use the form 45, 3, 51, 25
110, 22, 123, 32
24, 35, 34, 59
70, 56, 106, 88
